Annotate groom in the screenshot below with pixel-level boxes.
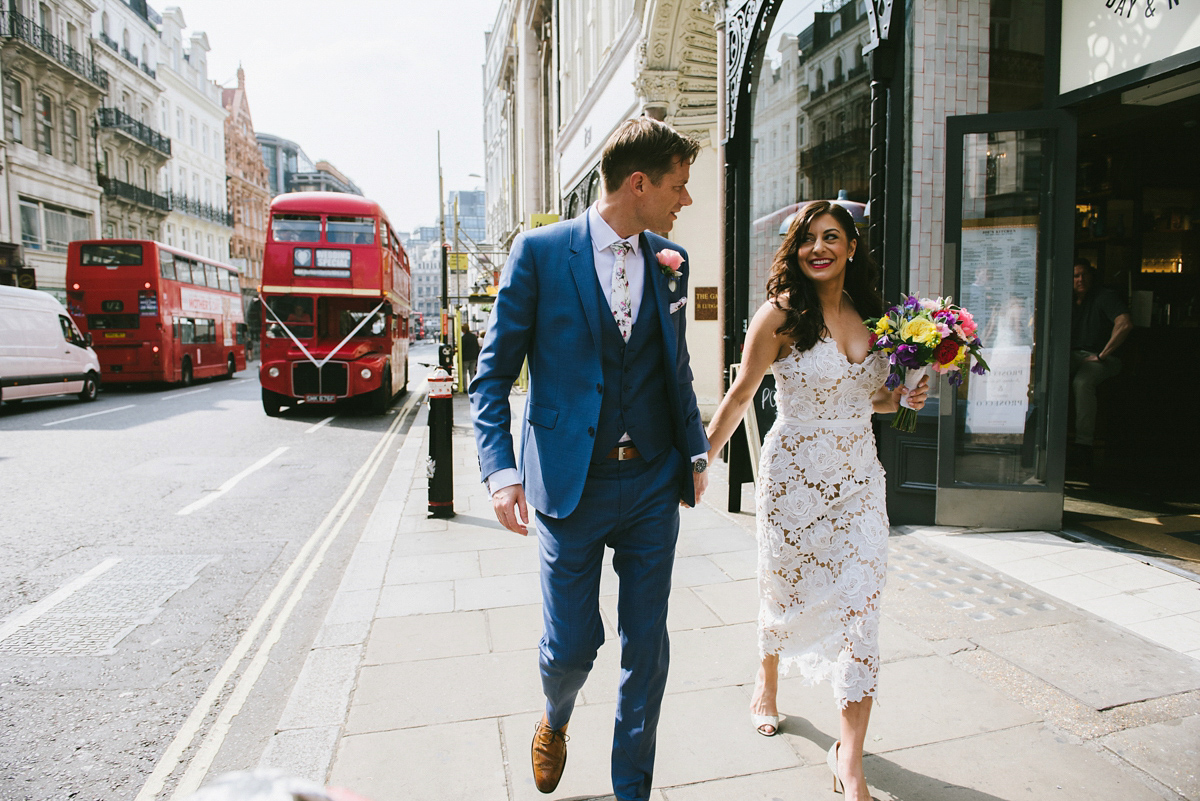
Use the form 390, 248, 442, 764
470, 117, 710, 801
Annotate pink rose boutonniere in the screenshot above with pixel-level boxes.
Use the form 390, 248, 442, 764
656, 248, 684, 291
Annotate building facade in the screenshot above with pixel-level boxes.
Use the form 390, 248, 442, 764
222, 65, 268, 295
91, 0, 170, 243
0, 0, 108, 295
552, 0, 722, 413
155, 7, 231, 262
482, 0, 555, 251
404, 225, 441, 337
256, 133, 362, 198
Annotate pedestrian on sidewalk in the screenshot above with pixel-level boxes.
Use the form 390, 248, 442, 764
459, 324, 480, 384
470, 117, 710, 801
701, 201, 928, 801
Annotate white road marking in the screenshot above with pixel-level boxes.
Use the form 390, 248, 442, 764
175, 447, 289, 516
42, 404, 136, 427
136, 390, 421, 801
304, 415, 336, 434
0, 559, 120, 645
160, 388, 212, 401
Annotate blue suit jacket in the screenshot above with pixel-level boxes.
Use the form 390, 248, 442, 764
469, 212, 709, 519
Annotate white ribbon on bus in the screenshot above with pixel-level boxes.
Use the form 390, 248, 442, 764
259, 295, 387, 369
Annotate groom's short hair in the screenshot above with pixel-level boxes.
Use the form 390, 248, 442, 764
601, 118, 700, 194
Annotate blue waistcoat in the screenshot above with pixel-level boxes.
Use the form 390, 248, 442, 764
591, 259, 672, 463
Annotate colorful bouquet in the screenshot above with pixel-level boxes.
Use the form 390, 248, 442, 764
864, 295, 990, 432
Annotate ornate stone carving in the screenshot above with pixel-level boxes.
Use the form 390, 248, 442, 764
637, 0, 718, 129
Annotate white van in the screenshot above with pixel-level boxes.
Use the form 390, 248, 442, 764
0, 285, 101, 405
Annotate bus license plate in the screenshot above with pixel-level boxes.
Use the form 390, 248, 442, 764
104, 332, 126, 338
304, 394, 336, 403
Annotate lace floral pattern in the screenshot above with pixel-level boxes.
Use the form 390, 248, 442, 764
755, 338, 891, 708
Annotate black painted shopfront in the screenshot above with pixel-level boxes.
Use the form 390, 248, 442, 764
721, 0, 1200, 539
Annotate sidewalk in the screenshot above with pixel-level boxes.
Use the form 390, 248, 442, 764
258, 394, 1200, 801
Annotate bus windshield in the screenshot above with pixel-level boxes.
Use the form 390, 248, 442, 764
265, 296, 314, 339
326, 217, 376, 245
81, 243, 143, 266
272, 215, 322, 242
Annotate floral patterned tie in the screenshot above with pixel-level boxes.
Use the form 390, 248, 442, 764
609, 241, 633, 341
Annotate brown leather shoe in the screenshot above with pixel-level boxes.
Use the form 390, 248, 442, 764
531, 714, 569, 793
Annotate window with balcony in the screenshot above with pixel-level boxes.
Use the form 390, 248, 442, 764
5, 77, 24, 144
36, 93, 52, 156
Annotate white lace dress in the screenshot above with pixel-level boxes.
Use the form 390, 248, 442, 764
756, 337, 891, 708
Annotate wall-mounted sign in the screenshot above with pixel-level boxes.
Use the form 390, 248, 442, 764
530, 214, 559, 229
694, 286, 718, 320
448, 253, 469, 273
1060, 1, 1200, 95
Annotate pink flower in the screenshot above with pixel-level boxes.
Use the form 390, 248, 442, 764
656, 248, 684, 278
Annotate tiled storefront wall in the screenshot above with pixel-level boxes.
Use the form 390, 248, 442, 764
906, 0, 991, 296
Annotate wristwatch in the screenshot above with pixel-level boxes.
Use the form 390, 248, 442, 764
692, 458, 708, 474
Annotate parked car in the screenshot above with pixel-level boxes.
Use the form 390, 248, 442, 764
0, 285, 101, 405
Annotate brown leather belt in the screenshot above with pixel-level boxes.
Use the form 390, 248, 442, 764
607, 444, 640, 460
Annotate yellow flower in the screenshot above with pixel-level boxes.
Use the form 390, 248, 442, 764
874, 318, 894, 336
900, 317, 939, 346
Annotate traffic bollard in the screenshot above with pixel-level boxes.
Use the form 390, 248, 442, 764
427, 367, 455, 518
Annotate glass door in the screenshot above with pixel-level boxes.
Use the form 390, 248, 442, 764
936, 111, 1076, 529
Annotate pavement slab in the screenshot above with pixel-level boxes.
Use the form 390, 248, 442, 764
346, 648, 544, 734
861, 723, 1170, 801
363, 610, 490, 664
1100, 714, 1200, 799
776, 655, 1041, 754
329, 718, 509, 801
690, 578, 758, 625
384, 550, 481, 584
974, 619, 1200, 710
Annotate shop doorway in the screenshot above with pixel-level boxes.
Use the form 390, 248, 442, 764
1065, 89, 1200, 577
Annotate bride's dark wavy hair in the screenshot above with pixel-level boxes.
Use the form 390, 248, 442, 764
766, 200, 883, 352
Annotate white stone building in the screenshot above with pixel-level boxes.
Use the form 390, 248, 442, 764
0, 0, 107, 295
553, 0, 722, 413
91, 0, 170, 242
155, 7, 230, 262
482, 0, 555, 251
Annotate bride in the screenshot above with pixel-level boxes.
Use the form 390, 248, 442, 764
704, 201, 928, 800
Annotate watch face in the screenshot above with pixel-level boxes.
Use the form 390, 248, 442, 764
693, 459, 708, 474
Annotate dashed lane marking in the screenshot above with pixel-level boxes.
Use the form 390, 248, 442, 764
176, 447, 289, 516
160, 388, 212, 400
42, 404, 136, 427
304, 415, 336, 434
0, 559, 120, 645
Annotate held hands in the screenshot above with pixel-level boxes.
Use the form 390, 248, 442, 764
492, 484, 529, 536
682, 469, 709, 508
895, 374, 931, 411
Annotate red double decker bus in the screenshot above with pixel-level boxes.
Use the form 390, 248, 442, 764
258, 193, 411, 416
65, 240, 248, 385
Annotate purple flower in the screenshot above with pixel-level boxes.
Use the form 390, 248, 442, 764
948, 371, 964, 387
875, 336, 891, 350
903, 295, 921, 310
895, 344, 923, 369
971, 362, 987, 375
885, 371, 902, 390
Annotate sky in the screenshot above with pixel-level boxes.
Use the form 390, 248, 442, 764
173, 0, 502, 235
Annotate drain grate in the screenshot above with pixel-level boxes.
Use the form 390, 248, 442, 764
0, 555, 213, 656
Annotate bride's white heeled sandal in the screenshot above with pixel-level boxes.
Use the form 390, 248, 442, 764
827, 740, 843, 793
751, 713, 783, 736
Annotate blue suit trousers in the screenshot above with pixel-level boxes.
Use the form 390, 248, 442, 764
535, 449, 683, 801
